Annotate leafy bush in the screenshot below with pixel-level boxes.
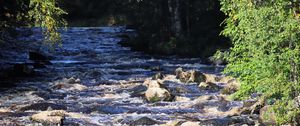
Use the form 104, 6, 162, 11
28, 0, 67, 45
220, 0, 300, 124
1, 0, 66, 45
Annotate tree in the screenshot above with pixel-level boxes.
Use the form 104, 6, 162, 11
0, 0, 67, 45
220, 0, 300, 124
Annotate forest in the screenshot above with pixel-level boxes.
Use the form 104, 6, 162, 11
1, 0, 300, 125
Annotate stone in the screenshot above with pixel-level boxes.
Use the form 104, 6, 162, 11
129, 85, 148, 97
180, 121, 200, 126
204, 74, 218, 83
130, 117, 159, 126
175, 68, 206, 83
160, 120, 182, 126
19, 102, 67, 111
218, 76, 235, 83
0, 108, 10, 113
52, 83, 88, 91
145, 88, 171, 102
31, 110, 66, 125
175, 68, 189, 82
152, 72, 165, 80
188, 70, 206, 83
145, 80, 163, 88
198, 82, 220, 91
62, 77, 77, 84
175, 96, 191, 102
259, 105, 276, 126
221, 79, 240, 94
243, 100, 257, 108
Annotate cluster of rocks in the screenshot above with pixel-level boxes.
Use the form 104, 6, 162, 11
140, 67, 241, 103
51, 77, 88, 92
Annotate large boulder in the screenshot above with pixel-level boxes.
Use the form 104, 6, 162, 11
145, 87, 171, 102
175, 68, 206, 83
198, 82, 221, 91
144, 79, 164, 88
31, 110, 66, 125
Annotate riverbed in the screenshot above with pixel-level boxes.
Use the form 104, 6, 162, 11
0, 27, 259, 126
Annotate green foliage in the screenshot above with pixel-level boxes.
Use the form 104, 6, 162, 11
220, 0, 300, 124
28, 0, 67, 46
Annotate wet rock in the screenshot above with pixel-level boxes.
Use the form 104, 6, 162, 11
221, 79, 240, 94
175, 68, 206, 83
148, 80, 163, 88
195, 95, 215, 102
61, 77, 81, 84
129, 85, 148, 97
0, 108, 11, 113
198, 82, 220, 91
161, 120, 182, 126
129, 117, 159, 126
243, 100, 257, 108
152, 72, 165, 80
52, 83, 88, 91
259, 105, 276, 125
19, 102, 67, 111
203, 74, 218, 83
175, 96, 191, 102
31, 110, 66, 125
145, 87, 171, 102
180, 121, 200, 126
217, 97, 231, 112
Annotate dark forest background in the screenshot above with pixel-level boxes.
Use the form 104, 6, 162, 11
0, 0, 230, 60
61, 0, 230, 59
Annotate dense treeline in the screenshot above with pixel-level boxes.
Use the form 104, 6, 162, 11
61, 0, 230, 59
123, 0, 230, 58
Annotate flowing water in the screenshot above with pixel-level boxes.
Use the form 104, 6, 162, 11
0, 27, 257, 126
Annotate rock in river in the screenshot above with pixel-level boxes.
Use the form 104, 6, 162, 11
145, 87, 171, 102
31, 110, 66, 125
175, 68, 206, 83
129, 117, 159, 126
198, 82, 221, 91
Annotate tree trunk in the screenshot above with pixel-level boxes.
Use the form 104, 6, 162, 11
168, 0, 182, 38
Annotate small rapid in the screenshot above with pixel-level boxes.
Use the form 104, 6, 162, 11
0, 27, 258, 126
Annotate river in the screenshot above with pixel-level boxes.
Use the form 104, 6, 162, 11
0, 27, 258, 126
